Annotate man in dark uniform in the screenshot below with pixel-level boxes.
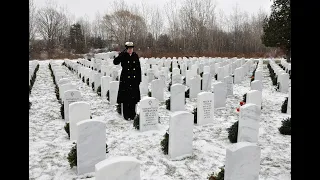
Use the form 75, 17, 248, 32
113, 42, 142, 120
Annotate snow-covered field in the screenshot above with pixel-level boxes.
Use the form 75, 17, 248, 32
29, 59, 291, 180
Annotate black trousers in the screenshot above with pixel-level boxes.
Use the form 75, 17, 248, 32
122, 102, 137, 120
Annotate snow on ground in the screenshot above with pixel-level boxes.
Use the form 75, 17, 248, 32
29, 60, 291, 180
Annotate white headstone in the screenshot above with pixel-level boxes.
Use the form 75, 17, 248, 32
224, 76, 233, 96
169, 111, 193, 159
217, 67, 224, 81
254, 70, 263, 81
151, 79, 164, 101
110, 81, 119, 105
287, 87, 291, 114
238, 103, 261, 143
147, 70, 155, 83
63, 90, 82, 122
140, 75, 148, 95
213, 82, 227, 108
101, 76, 111, 99
60, 83, 77, 100
279, 73, 289, 93
246, 90, 262, 109
190, 76, 201, 98
170, 84, 185, 112
139, 97, 159, 132
58, 78, 71, 89
172, 68, 180, 76
69, 101, 90, 141
225, 142, 261, 180
95, 156, 141, 180
94, 73, 102, 92
197, 92, 214, 125
234, 68, 242, 84
250, 80, 263, 92
202, 73, 212, 91
77, 119, 106, 175
203, 66, 210, 74
172, 74, 182, 84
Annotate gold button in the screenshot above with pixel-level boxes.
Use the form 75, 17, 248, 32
133, 68, 135, 70
128, 61, 130, 63
133, 61, 135, 63
128, 69, 129, 71
128, 76, 130, 78
134, 76, 135, 78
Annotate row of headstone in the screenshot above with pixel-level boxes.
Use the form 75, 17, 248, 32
63, 60, 144, 179
280, 59, 291, 73
269, 60, 289, 93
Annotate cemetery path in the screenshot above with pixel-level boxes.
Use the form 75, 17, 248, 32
29, 61, 77, 180
257, 64, 291, 179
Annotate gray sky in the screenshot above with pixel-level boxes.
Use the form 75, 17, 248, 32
34, 0, 273, 22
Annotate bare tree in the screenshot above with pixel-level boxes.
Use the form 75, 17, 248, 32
36, 0, 69, 58
29, 0, 37, 56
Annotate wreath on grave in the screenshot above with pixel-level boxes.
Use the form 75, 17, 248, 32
185, 89, 190, 98
279, 117, 291, 135
267, 63, 277, 86
97, 86, 101, 96
64, 123, 70, 139
192, 108, 197, 124
67, 142, 109, 168
165, 98, 170, 110
281, 97, 288, 113
86, 78, 89, 86
116, 104, 121, 115
207, 166, 225, 180
243, 93, 247, 103
60, 103, 64, 119
168, 82, 172, 92
227, 121, 239, 143
160, 130, 169, 155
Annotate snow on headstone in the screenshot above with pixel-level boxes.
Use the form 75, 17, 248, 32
224, 142, 261, 180
95, 156, 141, 180
169, 111, 193, 159
69, 101, 90, 141
237, 103, 261, 143
77, 119, 106, 175
170, 84, 185, 112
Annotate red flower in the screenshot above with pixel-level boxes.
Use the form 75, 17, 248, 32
236, 108, 240, 112
240, 101, 245, 106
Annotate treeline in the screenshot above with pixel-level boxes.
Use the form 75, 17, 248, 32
29, 0, 280, 59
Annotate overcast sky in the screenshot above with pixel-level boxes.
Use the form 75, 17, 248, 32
34, 0, 273, 22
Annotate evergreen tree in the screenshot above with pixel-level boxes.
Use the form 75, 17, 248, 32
69, 23, 85, 54
262, 0, 291, 62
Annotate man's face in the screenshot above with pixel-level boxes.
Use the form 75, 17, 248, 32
127, 47, 133, 54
